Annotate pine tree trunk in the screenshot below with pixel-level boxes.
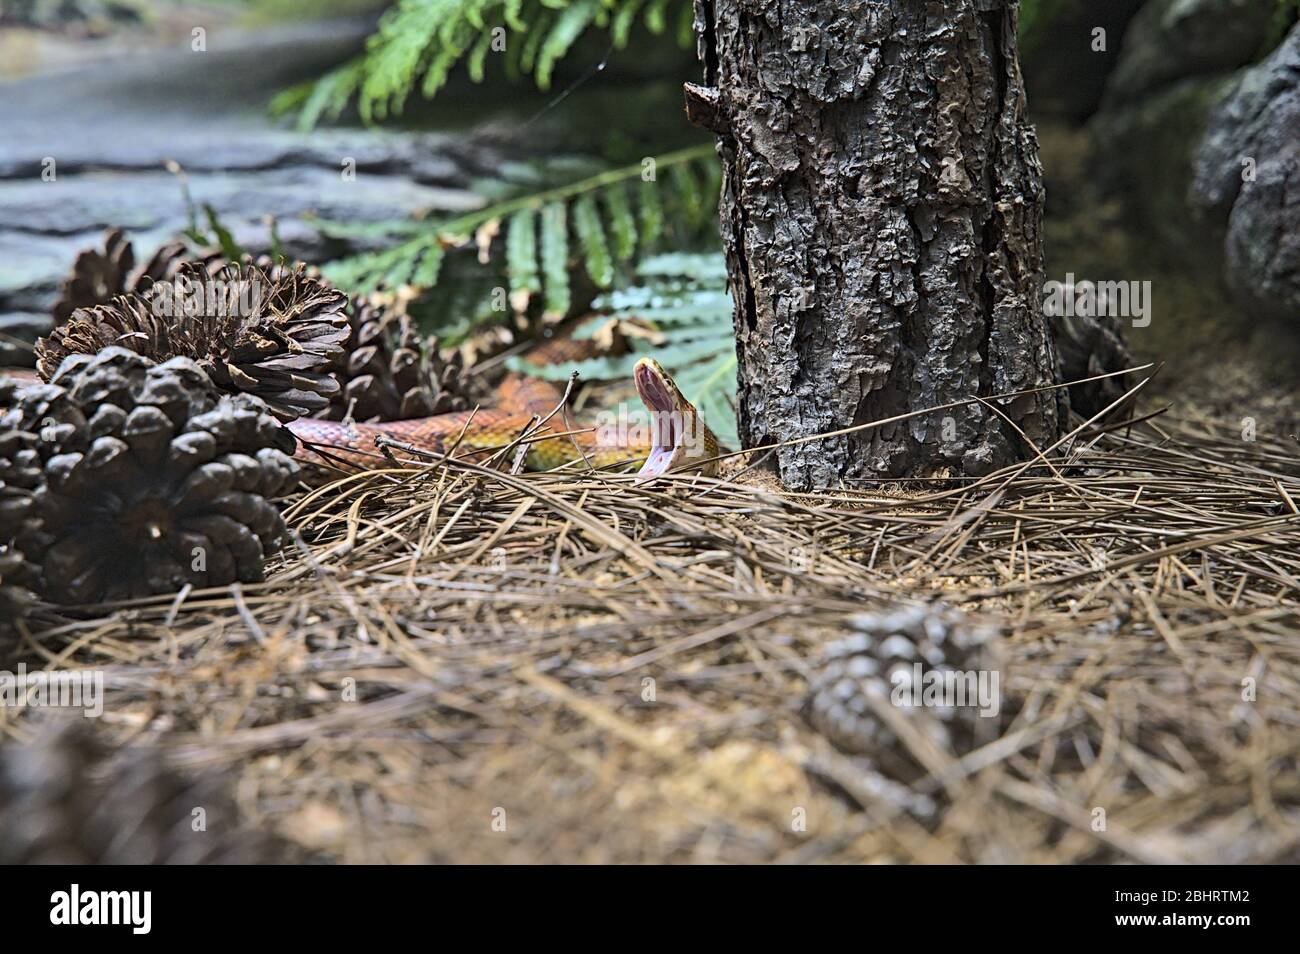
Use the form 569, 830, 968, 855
689, 0, 1065, 489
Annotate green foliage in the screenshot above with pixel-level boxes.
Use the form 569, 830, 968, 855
507, 252, 738, 447
165, 162, 249, 260
1267, 0, 1300, 47
539, 201, 571, 318
272, 0, 695, 129
1018, 0, 1075, 56
272, 0, 1092, 127
315, 144, 720, 320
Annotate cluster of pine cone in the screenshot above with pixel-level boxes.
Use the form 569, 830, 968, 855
43, 228, 471, 424
1, 348, 298, 612
0, 229, 474, 630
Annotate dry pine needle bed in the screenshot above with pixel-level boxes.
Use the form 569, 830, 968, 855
2, 407, 1298, 864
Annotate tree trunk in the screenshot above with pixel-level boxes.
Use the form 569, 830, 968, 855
690, 0, 1065, 489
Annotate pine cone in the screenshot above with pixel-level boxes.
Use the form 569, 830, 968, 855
324, 296, 470, 422
806, 604, 1004, 777
0, 719, 289, 864
4, 347, 299, 604
52, 228, 191, 327
1055, 312, 1136, 420
37, 261, 351, 422
0, 381, 44, 628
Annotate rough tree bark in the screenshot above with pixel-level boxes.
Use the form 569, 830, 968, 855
689, 0, 1065, 489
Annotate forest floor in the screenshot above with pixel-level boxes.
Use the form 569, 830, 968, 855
8, 365, 1299, 863
4, 17, 1298, 866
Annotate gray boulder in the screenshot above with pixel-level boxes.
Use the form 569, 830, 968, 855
1104, 0, 1278, 106
1192, 23, 1300, 319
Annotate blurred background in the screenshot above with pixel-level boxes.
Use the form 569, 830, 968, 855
1, 0, 1298, 866
0, 0, 1297, 431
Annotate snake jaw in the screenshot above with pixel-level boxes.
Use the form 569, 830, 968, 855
634, 357, 711, 478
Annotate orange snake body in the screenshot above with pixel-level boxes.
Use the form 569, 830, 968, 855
288, 373, 648, 474
4, 358, 719, 478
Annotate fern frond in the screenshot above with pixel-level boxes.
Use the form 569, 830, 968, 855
610, 0, 647, 47
644, 0, 672, 34
271, 59, 367, 132
637, 177, 663, 248
602, 184, 637, 261
505, 207, 541, 308
319, 145, 718, 331
288, 0, 695, 129
507, 252, 738, 446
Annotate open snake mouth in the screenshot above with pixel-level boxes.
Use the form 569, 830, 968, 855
634, 359, 679, 477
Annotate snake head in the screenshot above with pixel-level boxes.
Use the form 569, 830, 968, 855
633, 357, 718, 477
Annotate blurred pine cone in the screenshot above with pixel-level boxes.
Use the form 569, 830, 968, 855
1055, 312, 1136, 419
51, 228, 191, 327
324, 296, 470, 422
0, 719, 288, 864
38, 261, 351, 422
806, 603, 1005, 778
3, 347, 299, 604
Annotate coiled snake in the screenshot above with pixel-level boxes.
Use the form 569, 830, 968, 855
288, 357, 720, 478
3, 357, 720, 478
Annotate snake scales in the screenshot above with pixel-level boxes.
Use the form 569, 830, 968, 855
288, 356, 720, 478
2, 352, 721, 478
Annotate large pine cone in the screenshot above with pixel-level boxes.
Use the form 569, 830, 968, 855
37, 261, 351, 421
324, 296, 470, 422
3, 347, 299, 604
51, 228, 191, 327
0, 719, 288, 864
51, 229, 315, 328
806, 604, 1005, 778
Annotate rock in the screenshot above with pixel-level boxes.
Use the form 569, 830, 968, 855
0, 19, 495, 322
1090, 75, 1236, 255
0, 313, 50, 366
1193, 23, 1300, 318
1103, 0, 1278, 107
1088, 0, 1293, 259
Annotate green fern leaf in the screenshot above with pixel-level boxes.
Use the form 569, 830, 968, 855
519, 7, 554, 73
506, 207, 541, 301
573, 194, 615, 289
288, 0, 700, 129
319, 146, 717, 335
411, 243, 446, 289
503, 0, 527, 31
535, 0, 600, 91
644, 0, 673, 34
673, 0, 695, 46
638, 177, 664, 248
280, 59, 365, 132
358, 0, 446, 122
466, 24, 497, 82
611, 0, 647, 47
463, 0, 492, 30
667, 161, 704, 229
540, 201, 571, 319
422, 17, 480, 98
603, 184, 637, 261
